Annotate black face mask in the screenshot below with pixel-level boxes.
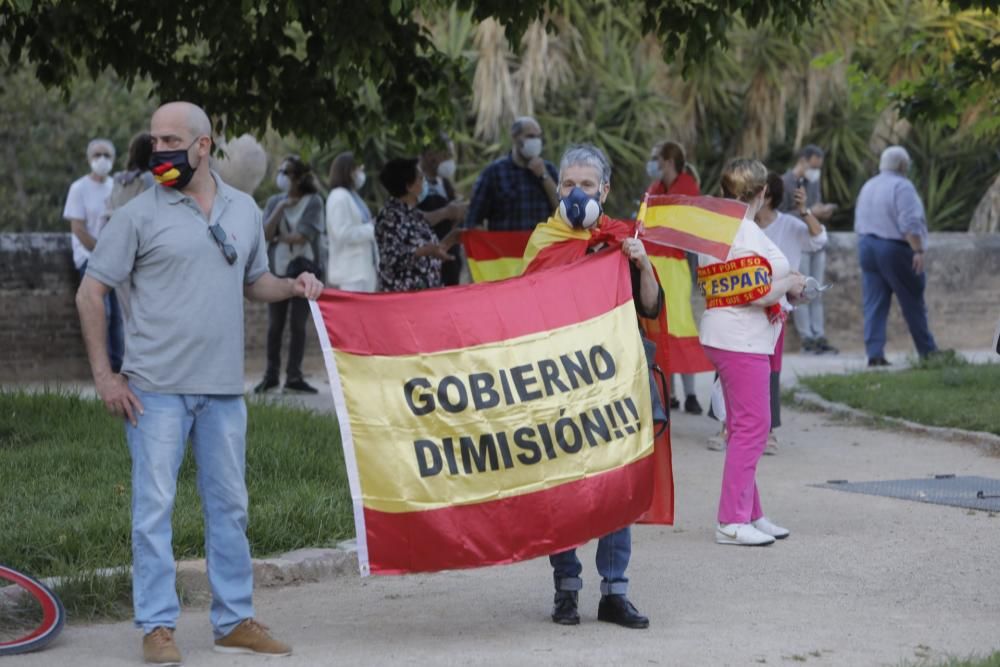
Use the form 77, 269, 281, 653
149, 139, 199, 189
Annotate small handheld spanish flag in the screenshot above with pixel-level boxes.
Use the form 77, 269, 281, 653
637, 194, 747, 261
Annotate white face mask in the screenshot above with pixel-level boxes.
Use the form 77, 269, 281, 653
437, 159, 456, 180
275, 171, 290, 192
90, 156, 113, 177
805, 168, 821, 183
520, 137, 543, 159
646, 160, 662, 180
353, 170, 367, 190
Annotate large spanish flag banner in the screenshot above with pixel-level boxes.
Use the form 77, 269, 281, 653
311, 251, 656, 575
463, 230, 532, 282
638, 194, 746, 261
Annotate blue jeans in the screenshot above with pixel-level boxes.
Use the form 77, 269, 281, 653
858, 235, 938, 359
79, 262, 124, 373
793, 249, 827, 340
549, 526, 631, 595
125, 386, 254, 637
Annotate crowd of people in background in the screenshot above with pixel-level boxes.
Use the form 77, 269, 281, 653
66, 99, 946, 661
66, 117, 940, 402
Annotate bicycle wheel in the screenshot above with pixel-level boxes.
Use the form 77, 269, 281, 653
0, 564, 65, 655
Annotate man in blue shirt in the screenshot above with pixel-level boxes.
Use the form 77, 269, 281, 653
854, 145, 939, 366
464, 116, 559, 231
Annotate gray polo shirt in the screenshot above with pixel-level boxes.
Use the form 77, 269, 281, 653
87, 172, 269, 394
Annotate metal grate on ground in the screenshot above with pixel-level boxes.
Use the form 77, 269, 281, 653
813, 475, 1000, 512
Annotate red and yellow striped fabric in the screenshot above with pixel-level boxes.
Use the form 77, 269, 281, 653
644, 245, 713, 374
520, 215, 674, 525
462, 230, 532, 283
637, 194, 747, 261
311, 251, 656, 575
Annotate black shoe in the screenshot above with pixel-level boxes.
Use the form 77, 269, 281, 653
597, 595, 649, 629
814, 337, 839, 355
284, 379, 319, 394
683, 395, 703, 415
867, 356, 891, 367
254, 377, 279, 394
801, 337, 816, 353
551, 591, 579, 625
669, 397, 680, 410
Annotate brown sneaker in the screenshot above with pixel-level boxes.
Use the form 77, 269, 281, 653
214, 618, 292, 656
143, 626, 183, 666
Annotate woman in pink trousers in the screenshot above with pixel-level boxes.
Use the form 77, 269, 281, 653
697, 158, 806, 546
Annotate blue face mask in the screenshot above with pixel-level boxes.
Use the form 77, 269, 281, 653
558, 186, 602, 229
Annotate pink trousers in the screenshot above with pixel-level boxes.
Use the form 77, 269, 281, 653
704, 345, 772, 524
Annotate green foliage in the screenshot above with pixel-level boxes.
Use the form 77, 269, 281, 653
903, 124, 1000, 230
0, 390, 353, 580
0, 0, 820, 147
0, 0, 996, 232
0, 66, 157, 231
801, 362, 1000, 436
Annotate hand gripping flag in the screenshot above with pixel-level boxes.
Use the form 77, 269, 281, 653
522, 214, 674, 525
311, 251, 657, 575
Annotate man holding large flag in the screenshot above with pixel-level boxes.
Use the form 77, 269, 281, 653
523, 144, 663, 629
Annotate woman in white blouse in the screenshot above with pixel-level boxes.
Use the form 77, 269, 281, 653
326, 152, 378, 292
698, 159, 806, 547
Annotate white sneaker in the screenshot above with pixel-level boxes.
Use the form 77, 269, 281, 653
752, 517, 790, 539
764, 431, 778, 455
715, 522, 775, 546
707, 427, 727, 451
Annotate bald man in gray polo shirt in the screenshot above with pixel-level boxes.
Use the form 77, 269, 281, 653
77, 101, 322, 666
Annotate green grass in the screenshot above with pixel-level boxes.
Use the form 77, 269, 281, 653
897, 651, 1000, 667
0, 389, 352, 620
800, 358, 1000, 437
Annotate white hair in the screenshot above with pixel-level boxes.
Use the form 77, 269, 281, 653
510, 116, 539, 138
86, 138, 115, 158
879, 145, 911, 174
559, 144, 612, 186
211, 134, 267, 195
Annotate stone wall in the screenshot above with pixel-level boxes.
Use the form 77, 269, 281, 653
808, 233, 1000, 354
0, 233, 314, 382
2, 232, 998, 381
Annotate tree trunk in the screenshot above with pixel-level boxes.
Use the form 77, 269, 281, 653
969, 172, 1000, 233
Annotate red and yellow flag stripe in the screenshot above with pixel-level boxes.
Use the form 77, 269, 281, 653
311, 251, 656, 575
644, 245, 713, 374
638, 194, 746, 261
462, 230, 532, 283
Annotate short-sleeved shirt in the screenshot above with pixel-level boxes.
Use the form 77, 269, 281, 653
375, 197, 442, 292
63, 175, 114, 269
86, 172, 269, 395
464, 154, 558, 231
698, 219, 790, 355
854, 171, 928, 245
760, 212, 827, 273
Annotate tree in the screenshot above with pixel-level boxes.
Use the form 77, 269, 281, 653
0, 0, 816, 144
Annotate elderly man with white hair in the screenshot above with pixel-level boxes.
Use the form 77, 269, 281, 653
854, 145, 939, 366
64, 137, 122, 372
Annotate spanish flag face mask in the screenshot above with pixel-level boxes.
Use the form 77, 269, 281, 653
149, 138, 199, 189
